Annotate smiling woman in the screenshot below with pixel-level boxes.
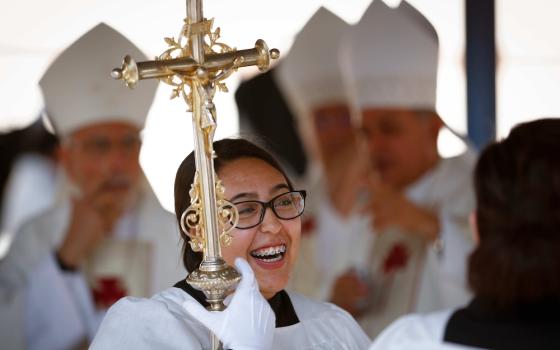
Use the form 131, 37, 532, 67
175, 139, 302, 300
90, 138, 371, 349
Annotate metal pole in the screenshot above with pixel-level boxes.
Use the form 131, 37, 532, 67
466, 0, 496, 149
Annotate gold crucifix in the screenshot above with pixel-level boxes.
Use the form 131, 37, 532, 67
112, 1, 279, 349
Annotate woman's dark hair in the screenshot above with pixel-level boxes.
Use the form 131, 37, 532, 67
174, 138, 294, 272
469, 118, 560, 305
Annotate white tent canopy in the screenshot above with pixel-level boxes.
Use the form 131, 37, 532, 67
0, 0, 375, 129
1, 0, 466, 211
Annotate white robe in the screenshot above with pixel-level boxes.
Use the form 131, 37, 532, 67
91, 287, 371, 350
368, 309, 482, 350
0, 154, 59, 259
290, 150, 477, 337
0, 179, 185, 350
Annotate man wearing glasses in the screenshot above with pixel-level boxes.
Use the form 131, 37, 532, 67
0, 24, 185, 350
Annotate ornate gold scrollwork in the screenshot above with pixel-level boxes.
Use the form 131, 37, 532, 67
215, 179, 238, 247
180, 174, 239, 252
180, 173, 205, 252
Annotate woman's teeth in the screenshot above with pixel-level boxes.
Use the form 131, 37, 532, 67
250, 244, 286, 262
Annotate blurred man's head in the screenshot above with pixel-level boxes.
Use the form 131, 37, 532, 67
361, 109, 442, 189
470, 118, 560, 306
39, 23, 157, 211
59, 122, 142, 212
344, 1, 441, 189
276, 8, 352, 167
311, 103, 353, 164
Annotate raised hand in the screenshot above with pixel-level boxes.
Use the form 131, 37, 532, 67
182, 258, 275, 350
365, 176, 439, 241
57, 190, 123, 269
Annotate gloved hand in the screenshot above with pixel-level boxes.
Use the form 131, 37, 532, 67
183, 258, 275, 350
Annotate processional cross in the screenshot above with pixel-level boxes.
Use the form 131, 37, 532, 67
112, 1, 279, 348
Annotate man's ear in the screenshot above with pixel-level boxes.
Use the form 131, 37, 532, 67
429, 113, 444, 138
469, 211, 480, 246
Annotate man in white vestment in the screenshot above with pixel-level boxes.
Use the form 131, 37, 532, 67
273, 7, 354, 301
279, 1, 476, 338
0, 23, 185, 350
0, 121, 59, 259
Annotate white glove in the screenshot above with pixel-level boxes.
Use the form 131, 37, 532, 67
183, 258, 275, 350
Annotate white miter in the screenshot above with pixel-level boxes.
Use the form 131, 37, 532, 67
40, 23, 158, 136
340, 0, 439, 111
275, 7, 351, 121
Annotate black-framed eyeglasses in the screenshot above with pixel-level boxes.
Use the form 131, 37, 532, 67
232, 190, 306, 229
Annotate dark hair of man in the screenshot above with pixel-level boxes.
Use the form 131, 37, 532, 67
174, 138, 294, 272
469, 118, 560, 306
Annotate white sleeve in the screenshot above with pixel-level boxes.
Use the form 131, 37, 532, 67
91, 297, 204, 350
437, 211, 475, 281
314, 199, 374, 301
429, 204, 476, 308
274, 293, 371, 350
0, 221, 89, 350
415, 213, 474, 313
24, 253, 92, 350
369, 314, 421, 350
314, 200, 355, 299
328, 305, 372, 350
433, 154, 477, 294
0, 289, 25, 349
0, 155, 56, 235
316, 199, 369, 276
368, 310, 475, 350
